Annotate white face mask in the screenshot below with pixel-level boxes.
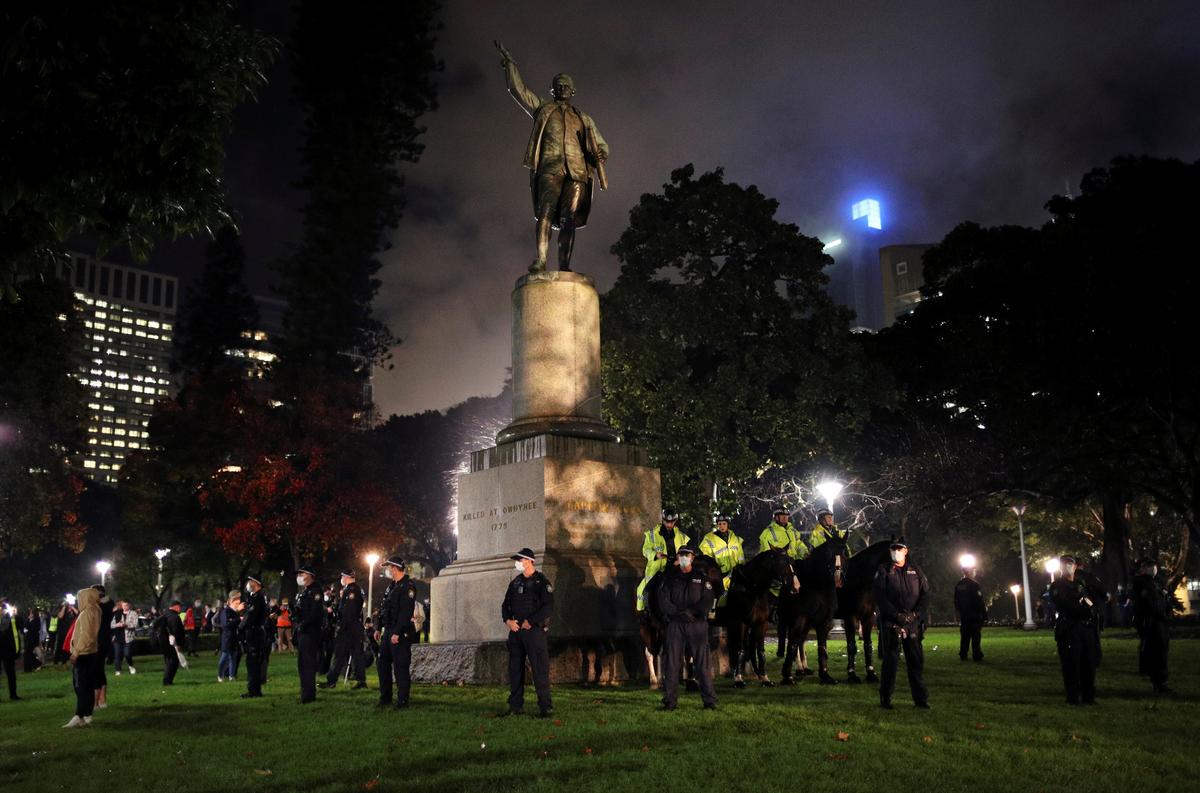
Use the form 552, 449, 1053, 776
890, 550, 906, 563
341, 577, 352, 587
1062, 564, 1076, 577
295, 575, 306, 587
514, 561, 525, 572
245, 584, 253, 593
679, 555, 694, 570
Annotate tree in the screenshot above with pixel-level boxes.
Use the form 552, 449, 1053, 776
0, 3, 276, 300
862, 156, 1200, 601
0, 279, 88, 571
274, 0, 441, 379
602, 165, 888, 526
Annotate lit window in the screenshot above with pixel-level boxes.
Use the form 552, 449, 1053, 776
83, 460, 97, 469
896, 261, 908, 276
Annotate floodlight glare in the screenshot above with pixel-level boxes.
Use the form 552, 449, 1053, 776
851, 199, 882, 230
1009, 584, 1021, 595
1045, 558, 1061, 575
822, 238, 843, 252
959, 553, 977, 570
815, 480, 844, 509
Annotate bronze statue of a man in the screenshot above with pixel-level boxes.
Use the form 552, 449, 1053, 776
495, 41, 609, 273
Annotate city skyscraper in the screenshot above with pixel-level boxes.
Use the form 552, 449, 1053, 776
879, 244, 934, 326
56, 255, 178, 485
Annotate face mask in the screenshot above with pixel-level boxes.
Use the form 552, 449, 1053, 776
194, 602, 202, 608
679, 556, 694, 570
890, 550, 906, 563
341, 578, 352, 587
245, 584, 253, 593
295, 576, 306, 587
514, 561, 525, 572
1062, 564, 1076, 577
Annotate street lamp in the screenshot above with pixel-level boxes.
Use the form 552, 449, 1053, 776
958, 553, 977, 571
1044, 557, 1060, 582
154, 548, 170, 597
365, 552, 381, 625
96, 560, 112, 587
1009, 584, 1022, 623
1012, 504, 1036, 630
815, 480, 844, 516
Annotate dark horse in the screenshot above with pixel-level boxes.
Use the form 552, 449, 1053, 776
835, 540, 892, 683
639, 554, 724, 688
778, 536, 849, 685
719, 549, 798, 688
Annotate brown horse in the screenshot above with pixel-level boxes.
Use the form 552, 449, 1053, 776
721, 549, 798, 688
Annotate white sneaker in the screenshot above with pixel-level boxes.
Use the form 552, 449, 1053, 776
83, 716, 93, 725
96, 703, 107, 709
128, 667, 137, 675
217, 676, 225, 683
115, 671, 121, 676
63, 716, 86, 728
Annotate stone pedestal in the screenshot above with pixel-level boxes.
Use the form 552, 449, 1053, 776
417, 270, 662, 684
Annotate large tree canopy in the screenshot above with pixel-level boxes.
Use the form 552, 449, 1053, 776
0, 2, 276, 300
603, 165, 887, 525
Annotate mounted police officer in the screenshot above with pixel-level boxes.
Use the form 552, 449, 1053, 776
759, 505, 807, 660
637, 508, 689, 614
953, 564, 987, 662
376, 556, 418, 709
1130, 557, 1171, 693
873, 538, 930, 710
1047, 554, 1106, 705
699, 513, 744, 606
809, 510, 847, 550
657, 544, 717, 711
320, 569, 367, 691
239, 574, 267, 699
500, 548, 554, 718
294, 565, 324, 704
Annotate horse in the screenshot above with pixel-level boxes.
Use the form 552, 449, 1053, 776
639, 554, 724, 688
835, 539, 891, 683
718, 548, 799, 688
778, 535, 849, 685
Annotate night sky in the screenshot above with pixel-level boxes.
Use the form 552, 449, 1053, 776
153, 1, 1200, 418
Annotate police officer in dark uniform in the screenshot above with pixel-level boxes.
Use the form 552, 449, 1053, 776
500, 548, 554, 718
320, 569, 367, 690
1130, 557, 1170, 693
1047, 554, 1106, 705
376, 556, 418, 709
656, 544, 717, 711
294, 565, 324, 704
953, 564, 987, 661
239, 574, 268, 699
873, 538, 930, 710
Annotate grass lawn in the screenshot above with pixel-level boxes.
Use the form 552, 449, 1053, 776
0, 628, 1192, 793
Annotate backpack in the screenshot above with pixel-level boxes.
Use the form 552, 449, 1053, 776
411, 601, 426, 633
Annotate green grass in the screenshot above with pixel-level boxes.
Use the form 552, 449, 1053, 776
0, 628, 1192, 793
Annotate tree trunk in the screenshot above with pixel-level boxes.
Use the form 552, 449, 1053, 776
1098, 486, 1134, 622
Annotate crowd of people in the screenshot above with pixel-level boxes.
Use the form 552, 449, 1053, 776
0, 512, 1178, 725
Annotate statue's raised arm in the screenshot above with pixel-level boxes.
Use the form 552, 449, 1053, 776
495, 40, 541, 118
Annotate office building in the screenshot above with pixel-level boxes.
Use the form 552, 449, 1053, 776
56, 255, 178, 485
879, 244, 934, 326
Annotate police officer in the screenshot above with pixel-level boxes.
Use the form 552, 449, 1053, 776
699, 514, 744, 606
294, 565, 324, 704
953, 564, 987, 662
759, 505, 807, 659
873, 539, 930, 710
500, 548, 554, 718
638, 509, 689, 613
1130, 557, 1170, 693
239, 574, 268, 699
375, 557, 418, 709
657, 545, 717, 711
1047, 555, 1105, 705
320, 569, 368, 690
808, 510, 846, 550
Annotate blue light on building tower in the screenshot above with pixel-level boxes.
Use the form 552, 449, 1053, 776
851, 198, 882, 230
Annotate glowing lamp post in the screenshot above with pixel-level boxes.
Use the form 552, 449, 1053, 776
154, 548, 170, 596
96, 560, 112, 587
959, 553, 977, 572
1012, 505, 1036, 630
1044, 557, 1061, 582
365, 553, 381, 625
1009, 584, 1022, 623
815, 480, 845, 517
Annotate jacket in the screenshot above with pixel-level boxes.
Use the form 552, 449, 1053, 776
70, 588, 101, 657
642, 525, 690, 580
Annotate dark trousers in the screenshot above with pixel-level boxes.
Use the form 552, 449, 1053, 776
113, 641, 126, 671
162, 648, 180, 685
1138, 622, 1169, 688
262, 635, 273, 683
1056, 622, 1098, 703
378, 632, 413, 705
959, 621, 983, 660
246, 642, 264, 696
1, 651, 17, 698
72, 653, 98, 716
327, 624, 365, 685
186, 629, 199, 656
507, 627, 551, 713
24, 640, 40, 673
662, 621, 716, 708
297, 632, 320, 702
879, 625, 928, 705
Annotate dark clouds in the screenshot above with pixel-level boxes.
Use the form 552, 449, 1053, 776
163, 1, 1200, 418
